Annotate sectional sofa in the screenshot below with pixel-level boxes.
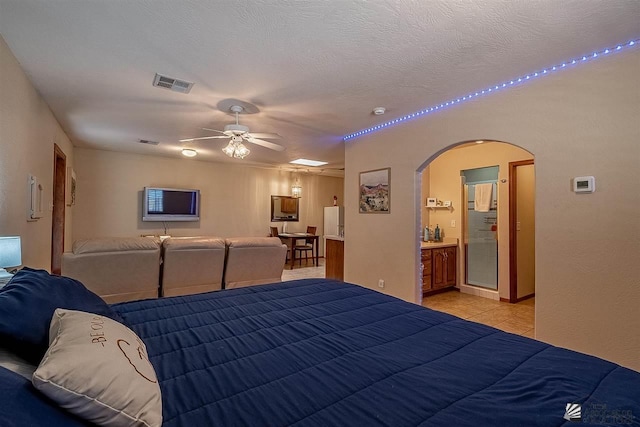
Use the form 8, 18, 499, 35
61, 236, 288, 303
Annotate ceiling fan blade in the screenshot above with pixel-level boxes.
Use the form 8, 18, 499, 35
179, 135, 229, 142
244, 137, 286, 152
201, 127, 227, 134
246, 132, 282, 139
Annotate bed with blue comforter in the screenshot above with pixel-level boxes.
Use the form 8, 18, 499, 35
1, 277, 639, 426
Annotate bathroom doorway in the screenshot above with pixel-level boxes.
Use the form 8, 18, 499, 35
509, 160, 535, 302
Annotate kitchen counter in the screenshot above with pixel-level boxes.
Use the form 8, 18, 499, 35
325, 236, 344, 280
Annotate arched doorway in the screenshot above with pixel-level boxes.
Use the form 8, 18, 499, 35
417, 140, 535, 333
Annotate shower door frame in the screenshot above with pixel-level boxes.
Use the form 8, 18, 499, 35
462, 174, 499, 290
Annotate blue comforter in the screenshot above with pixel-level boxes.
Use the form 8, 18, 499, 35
113, 279, 639, 426
1, 278, 638, 426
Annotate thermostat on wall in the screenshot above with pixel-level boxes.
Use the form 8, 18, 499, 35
573, 176, 595, 193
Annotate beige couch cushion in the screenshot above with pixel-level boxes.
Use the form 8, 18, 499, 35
161, 237, 226, 297
62, 237, 161, 303
223, 237, 287, 289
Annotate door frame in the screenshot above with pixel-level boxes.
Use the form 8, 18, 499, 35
508, 159, 534, 303
51, 144, 66, 275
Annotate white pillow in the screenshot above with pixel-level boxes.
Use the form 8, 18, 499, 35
32, 309, 162, 427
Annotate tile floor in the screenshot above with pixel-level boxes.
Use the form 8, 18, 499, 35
281, 263, 535, 339
422, 291, 535, 339
281, 259, 325, 281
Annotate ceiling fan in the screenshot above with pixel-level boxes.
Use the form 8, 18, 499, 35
180, 105, 285, 159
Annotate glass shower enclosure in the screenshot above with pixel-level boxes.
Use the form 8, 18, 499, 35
462, 167, 498, 290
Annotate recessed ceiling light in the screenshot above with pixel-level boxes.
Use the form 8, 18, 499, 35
373, 107, 386, 115
182, 148, 197, 157
290, 159, 328, 167
475, 140, 485, 144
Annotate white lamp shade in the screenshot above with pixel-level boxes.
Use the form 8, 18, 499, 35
0, 236, 22, 268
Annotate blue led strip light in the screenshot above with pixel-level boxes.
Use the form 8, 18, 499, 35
344, 39, 639, 141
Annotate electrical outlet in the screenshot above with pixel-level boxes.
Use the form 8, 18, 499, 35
378, 279, 385, 288
450, 219, 456, 228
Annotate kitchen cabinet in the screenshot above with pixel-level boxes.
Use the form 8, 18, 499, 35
421, 245, 456, 295
325, 237, 344, 280
280, 197, 298, 213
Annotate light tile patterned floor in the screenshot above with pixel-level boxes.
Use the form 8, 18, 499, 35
281, 259, 325, 281
422, 291, 535, 339
281, 264, 535, 339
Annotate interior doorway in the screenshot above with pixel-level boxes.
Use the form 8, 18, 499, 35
509, 160, 535, 302
418, 141, 535, 303
51, 144, 66, 275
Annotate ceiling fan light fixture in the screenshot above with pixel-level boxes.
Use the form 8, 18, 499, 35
233, 142, 250, 159
222, 141, 235, 157
222, 139, 250, 159
181, 148, 197, 157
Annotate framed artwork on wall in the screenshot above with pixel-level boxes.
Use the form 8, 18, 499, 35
66, 167, 76, 206
359, 167, 390, 213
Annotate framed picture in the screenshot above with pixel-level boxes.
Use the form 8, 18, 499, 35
426, 197, 437, 207
359, 167, 390, 213
66, 167, 76, 206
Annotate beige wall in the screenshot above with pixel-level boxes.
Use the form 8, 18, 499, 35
73, 148, 343, 254
0, 33, 343, 266
422, 142, 533, 300
0, 36, 75, 270
345, 49, 640, 371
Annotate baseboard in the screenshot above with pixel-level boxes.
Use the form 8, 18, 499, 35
459, 284, 499, 300
500, 293, 535, 303
422, 286, 457, 297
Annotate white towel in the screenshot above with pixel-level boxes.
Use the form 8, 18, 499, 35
474, 183, 493, 212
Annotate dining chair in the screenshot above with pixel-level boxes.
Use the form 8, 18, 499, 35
293, 226, 317, 266
270, 226, 291, 263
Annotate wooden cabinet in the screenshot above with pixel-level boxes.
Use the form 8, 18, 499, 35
280, 197, 298, 213
325, 238, 344, 280
422, 245, 456, 295
432, 247, 456, 289
421, 249, 432, 293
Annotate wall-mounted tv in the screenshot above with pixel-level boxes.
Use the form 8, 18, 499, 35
142, 187, 200, 222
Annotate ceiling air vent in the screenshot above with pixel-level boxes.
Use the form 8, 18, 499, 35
152, 73, 194, 94
138, 139, 159, 146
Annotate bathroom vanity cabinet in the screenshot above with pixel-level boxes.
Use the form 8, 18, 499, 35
421, 243, 457, 295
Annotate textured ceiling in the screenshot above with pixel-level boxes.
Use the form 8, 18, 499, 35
1, 0, 638, 174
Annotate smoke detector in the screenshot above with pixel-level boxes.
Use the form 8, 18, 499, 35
372, 107, 386, 115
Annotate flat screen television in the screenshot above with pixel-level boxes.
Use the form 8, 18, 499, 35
142, 187, 200, 222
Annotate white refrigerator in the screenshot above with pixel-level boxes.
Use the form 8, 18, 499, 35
323, 206, 344, 256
